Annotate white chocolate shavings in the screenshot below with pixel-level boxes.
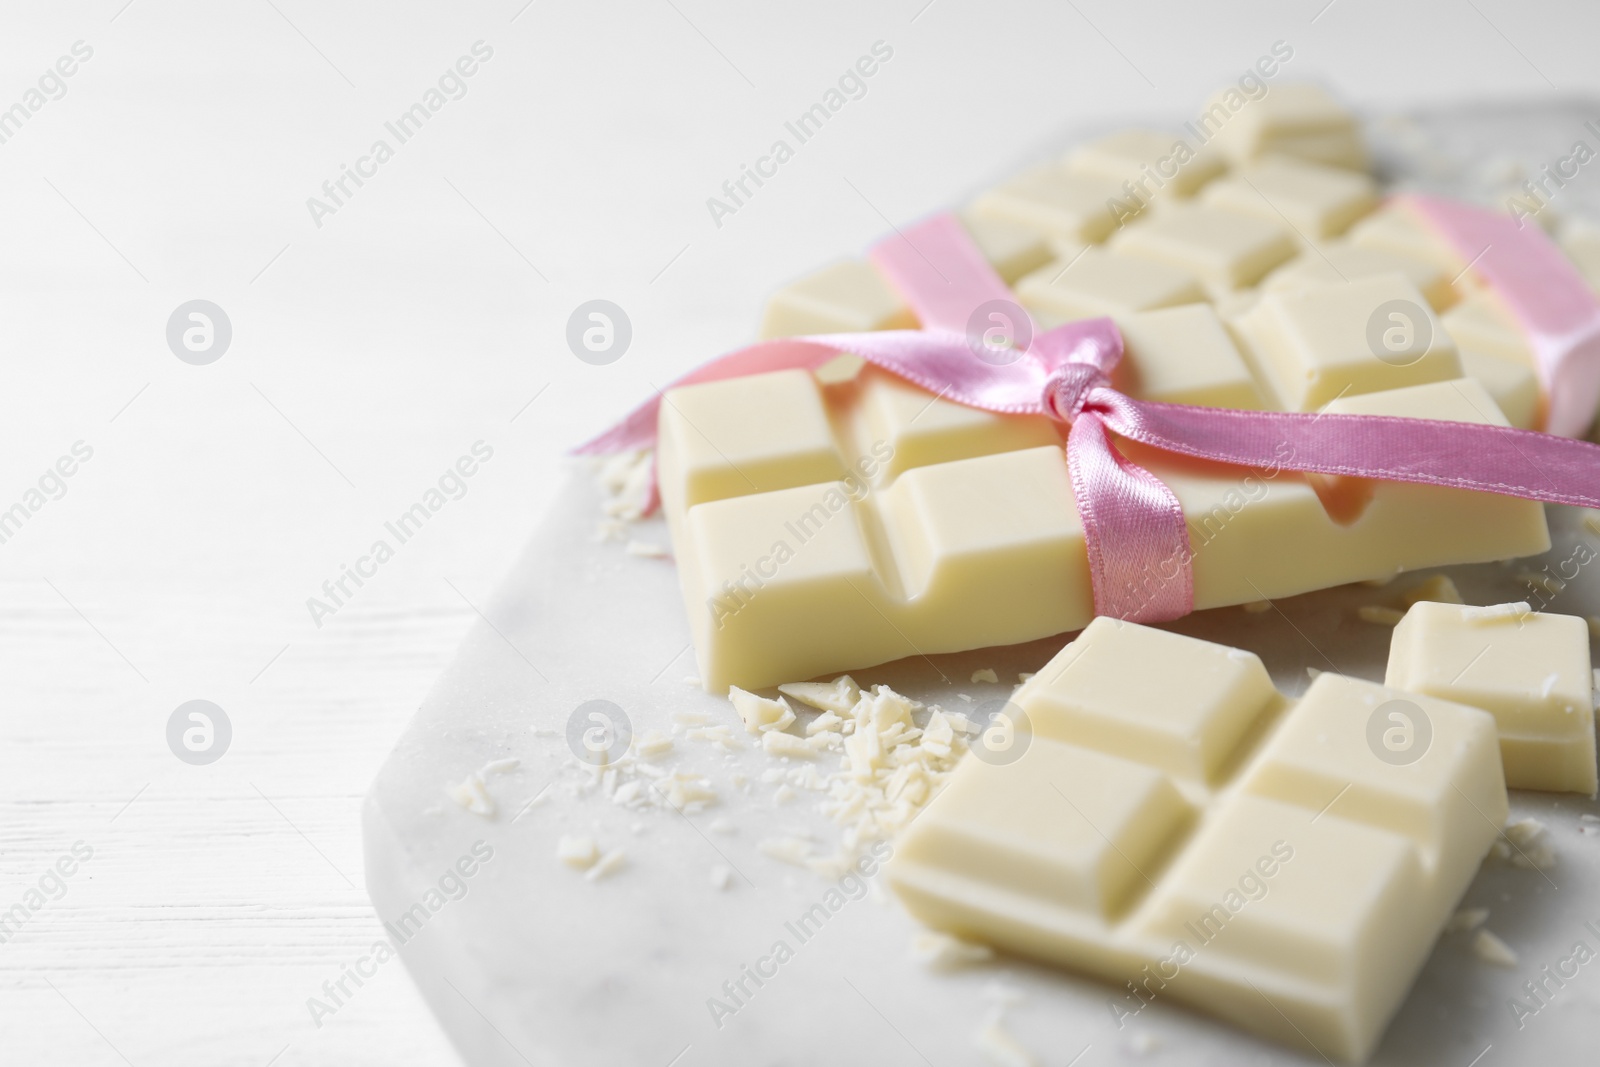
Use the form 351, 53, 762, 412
1463, 601, 1532, 624
758, 836, 814, 867
1539, 673, 1560, 700
1357, 605, 1406, 626
721, 680, 972, 880
526, 670, 982, 918
635, 729, 674, 759
973, 1014, 1037, 1067
911, 930, 995, 970
710, 865, 733, 891
807, 711, 844, 736
762, 731, 819, 760
815, 687, 960, 842
624, 539, 670, 558
778, 675, 861, 714
1241, 600, 1272, 613
683, 675, 702, 687
1502, 817, 1557, 871
595, 449, 653, 522
564, 736, 720, 817
1016, 672, 1035, 684
448, 773, 495, 816
685, 724, 744, 751
662, 776, 718, 812
557, 836, 600, 870
1446, 907, 1490, 933
1404, 574, 1464, 605
585, 847, 628, 882
970, 668, 999, 684
728, 687, 796, 734
1472, 929, 1519, 967
446, 757, 521, 817
947, 711, 979, 735
921, 712, 956, 759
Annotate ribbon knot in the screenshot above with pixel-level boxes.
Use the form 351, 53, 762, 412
1043, 363, 1110, 425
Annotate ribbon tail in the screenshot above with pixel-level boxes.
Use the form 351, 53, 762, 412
1066, 412, 1194, 623
1536, 318, 1600, 439
1405, 193, 1600, 437
1099, 392, 1600, 510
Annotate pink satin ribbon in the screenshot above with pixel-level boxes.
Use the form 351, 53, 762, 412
1404, 194, 1600, 437
578, 212, 1600, 625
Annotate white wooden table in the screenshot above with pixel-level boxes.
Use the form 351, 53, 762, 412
3, 1, 1598, 1063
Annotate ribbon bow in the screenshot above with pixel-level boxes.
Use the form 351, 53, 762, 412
577, 209, 1600, 625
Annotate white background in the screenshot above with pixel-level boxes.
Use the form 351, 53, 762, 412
1, 0, 1598, 1063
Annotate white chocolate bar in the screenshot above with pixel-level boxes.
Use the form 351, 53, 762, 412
1064, 128, 1227, 200
1199, 157, 1378, 239
1015, 246, 1204, 323
971, 165, 1130, 244
1229, 274, 1461, 411
1110, 203, 1299, 295
755, 99, 1569, 436
887, 617, 1506, 1063
693, 94, 1570, 691
757, 259, 914, 339
1262, 242, 1457, 311
1113, 304, 1268, 409
1385, 600, 1598, 795
659, 334, 1548, 689
959, 212, 1055, 284
1440, 289, 1535, 366
1347, 203, 1466, 273
1453, 346, 1541, 430
1560, 225, 1600, 293
758, 218, 1053, 340
1205, 83, 1369, 170
1436, 291, 1543, 429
